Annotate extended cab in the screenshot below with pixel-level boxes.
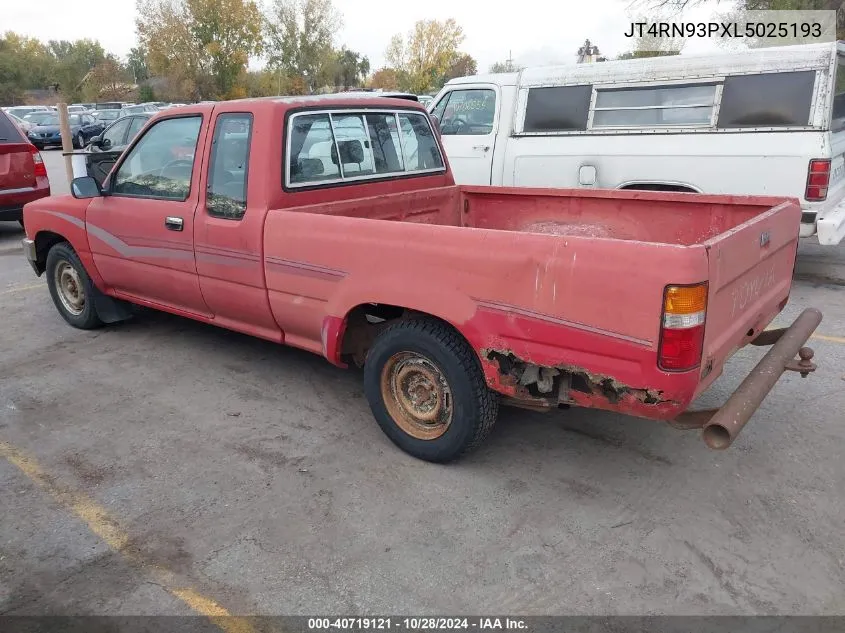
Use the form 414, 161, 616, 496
21, 96, 822, 462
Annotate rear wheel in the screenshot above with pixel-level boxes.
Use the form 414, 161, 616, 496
45, 242, 103, 330
363, 318, 499, 463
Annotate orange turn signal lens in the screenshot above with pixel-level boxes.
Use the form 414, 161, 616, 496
663, 284, 708, 315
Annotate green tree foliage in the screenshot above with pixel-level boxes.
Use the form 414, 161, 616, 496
136, 0, 264, 100
385, 19, 466, 93
265, 0, 340, 92
127, 47, 149, 82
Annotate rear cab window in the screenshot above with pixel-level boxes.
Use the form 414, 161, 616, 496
285, 108, 445, 188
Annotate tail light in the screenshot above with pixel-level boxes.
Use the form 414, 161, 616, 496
30, 145, 47, 178
658, 283, 708, 371
805, 159, 830, 201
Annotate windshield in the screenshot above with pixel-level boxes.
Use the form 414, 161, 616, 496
24, 112, 56, 125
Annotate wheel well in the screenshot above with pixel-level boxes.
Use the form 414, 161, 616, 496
33, 231, 67, 275
338, 303, 464, 367
620, 183, 699, 193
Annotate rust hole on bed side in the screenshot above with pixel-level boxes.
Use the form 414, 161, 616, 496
484, 349, 668, 406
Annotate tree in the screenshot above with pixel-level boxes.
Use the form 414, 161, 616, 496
617, 17, 685, 59
138, 84, 156, 101
264, 0, 341, 92
442, 53, 477, 83
47, 39, 107, 100
82, 56, 133, 101
0, 32, 56, 103
330, 47, 370, 89
127, 46, 149, 83
385, 19, 465, 94
489, 59, 523, 73
369, 67, 400, 90
137, 0, 264, 100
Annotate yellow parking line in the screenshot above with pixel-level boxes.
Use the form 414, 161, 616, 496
812, 333, 845, 344
0, 283, 44, 295
0, 441, 255, 631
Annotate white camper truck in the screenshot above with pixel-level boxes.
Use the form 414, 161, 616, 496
430, 42, 845, 246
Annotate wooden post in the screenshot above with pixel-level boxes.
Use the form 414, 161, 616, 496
57, 103, 74, 186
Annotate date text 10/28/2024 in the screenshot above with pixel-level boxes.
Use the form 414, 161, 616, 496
308, 618, 528, 630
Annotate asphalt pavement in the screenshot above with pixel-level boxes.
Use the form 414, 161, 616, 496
0, 149, 843, 617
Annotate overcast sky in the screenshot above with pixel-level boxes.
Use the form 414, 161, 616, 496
6, 0, 734, 73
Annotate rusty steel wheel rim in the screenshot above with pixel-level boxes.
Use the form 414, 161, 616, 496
380, 351, 453, 440
54, 260, 86, 316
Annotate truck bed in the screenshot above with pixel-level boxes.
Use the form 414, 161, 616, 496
265, 186, 801, 419
288, 185, 782, 245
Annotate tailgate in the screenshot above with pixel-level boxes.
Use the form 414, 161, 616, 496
702, 200, 801, 373
0, 142, 36, 191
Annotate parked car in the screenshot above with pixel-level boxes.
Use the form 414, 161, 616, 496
72, 103, 96, 111
0, 109, 50, 227
20, 96, 823, 463
430, 41, 845, 247
67, 105, 90, 114
418, 95, 434, 109
95, 102, 129, 111
118, 104, 159, 117
4, 105, 50, 119
7, 112, 33, 133
91, 109, 122, 126
24, 112, 104, 149
84, 113, 153, 186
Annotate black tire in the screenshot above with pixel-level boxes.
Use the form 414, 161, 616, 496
363, 318, 499, 463
75, 132, 85, 149
45, 242, 104, 330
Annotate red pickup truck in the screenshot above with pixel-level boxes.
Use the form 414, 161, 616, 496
21, 96, 822, 462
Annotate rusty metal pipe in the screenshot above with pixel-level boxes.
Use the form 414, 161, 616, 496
701, 308, 822, 450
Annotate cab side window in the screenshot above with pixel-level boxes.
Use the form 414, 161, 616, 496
437, 89, 496, 136
207, 113, 253, 220
112, 116, 202, 201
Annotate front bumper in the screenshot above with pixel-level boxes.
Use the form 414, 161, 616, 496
673, 308, 822, 449
21, 237, 40, 276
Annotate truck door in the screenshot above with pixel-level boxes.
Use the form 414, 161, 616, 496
194, 110, 282, 342
85, 114, 211, 316
430, 84, 499, 185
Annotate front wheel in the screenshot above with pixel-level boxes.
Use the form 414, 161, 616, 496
363, 318, 499, 463
45, 242, 103, 330
75, 132, 85, 149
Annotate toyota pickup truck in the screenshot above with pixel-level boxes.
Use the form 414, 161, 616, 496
21, 95, 823, 463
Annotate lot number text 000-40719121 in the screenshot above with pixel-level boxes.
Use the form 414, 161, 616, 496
307, 618, 528, 630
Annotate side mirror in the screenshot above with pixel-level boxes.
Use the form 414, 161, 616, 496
89, 134, 102, 147
100, 138, 112, 150
71, 176, 101, 199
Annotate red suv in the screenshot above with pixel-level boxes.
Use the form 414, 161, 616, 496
0, 109, 50, 227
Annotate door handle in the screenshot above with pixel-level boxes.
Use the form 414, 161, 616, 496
165, 216, 184, 231
472, 145, 491, 152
